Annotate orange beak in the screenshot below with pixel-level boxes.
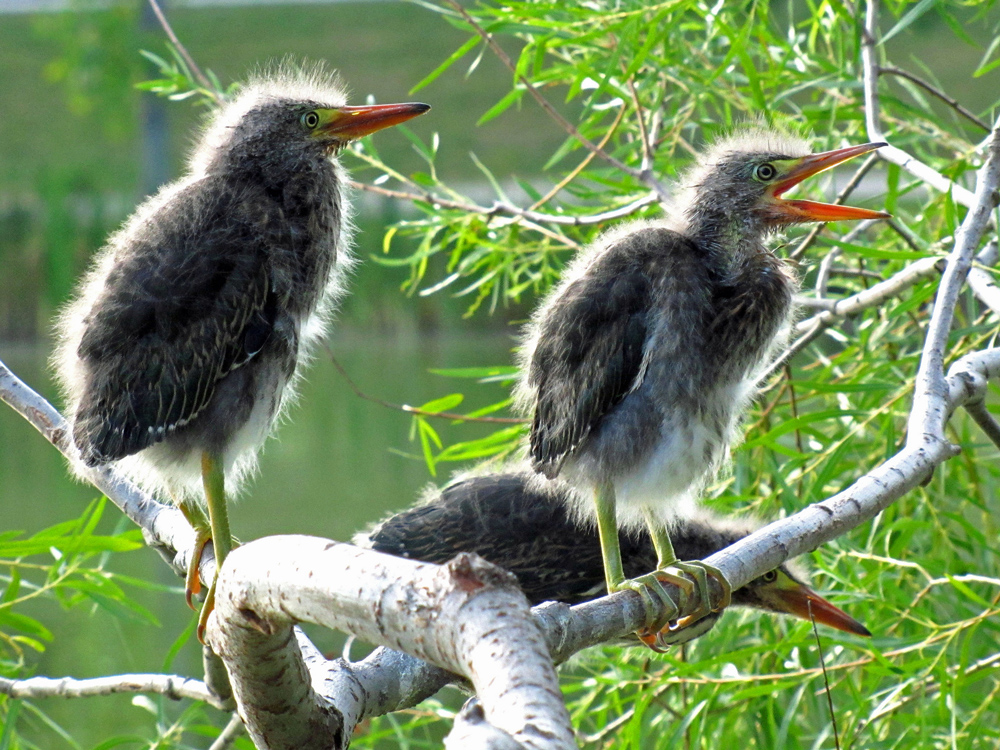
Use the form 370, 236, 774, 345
319, 102, 430, 140
775, 583, 871, 637
765, 142, 891, 223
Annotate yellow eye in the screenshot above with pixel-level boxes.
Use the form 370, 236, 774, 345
301, 111, 321, 130
761, 569, 778, 583
753, 163, 777, 181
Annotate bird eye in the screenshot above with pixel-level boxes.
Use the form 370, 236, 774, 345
753, 163, 778, 181
301, 111, 321, 130
761, 570, 778, 583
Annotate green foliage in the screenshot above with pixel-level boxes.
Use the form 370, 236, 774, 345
0, 498, 157, 743
3, 0, 999, 747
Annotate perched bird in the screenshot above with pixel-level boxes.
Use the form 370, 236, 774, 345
361, 472, 870, 651
53, 64, 429, 629
514, 128, 889, 636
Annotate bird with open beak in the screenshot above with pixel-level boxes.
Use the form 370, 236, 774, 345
54, 63, 429, 636
515, 127, 888, 645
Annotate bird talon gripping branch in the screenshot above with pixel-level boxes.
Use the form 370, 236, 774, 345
517, 127, 888, 651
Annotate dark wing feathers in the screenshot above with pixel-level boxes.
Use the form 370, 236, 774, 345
528, 244, 652, 477
73, 185, 276, 465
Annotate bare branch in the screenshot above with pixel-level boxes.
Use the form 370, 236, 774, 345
208, 713, 245, 750
964, 400, 1000, 452
969, 240, 1000, 317
145, 0, 221, 104
207, 540, 576, 750
861, 1, 977, 208
907, 117, 1000, 442
348, 180, 657, 228
711, 347, 1000, 593
0, 673, 223, 708
879, 65, 991, 133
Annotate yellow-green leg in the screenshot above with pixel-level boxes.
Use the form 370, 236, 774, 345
197, 451, 233, 642
639, 506, 732, 651
594, 482, 680, 630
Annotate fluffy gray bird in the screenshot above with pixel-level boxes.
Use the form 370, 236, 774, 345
362, 471, 871, 651
54, 65, 429, 628
515, 127, 888, 638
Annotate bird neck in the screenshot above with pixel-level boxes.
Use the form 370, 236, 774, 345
683, 202, 773, 270
208, 143, 332, 195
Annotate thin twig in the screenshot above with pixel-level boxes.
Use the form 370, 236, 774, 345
440, 0, 671, 199
880, 65, 991, 133
0, 673, 225, 709
529, 104, 628, 211
324, 343, 524, 425
860, 0, 978, 208
208, 713, 245, 750
348, 179, 656, 229
145, 0, 220, 104
965, 400, 1000, 451
809, 603, 841, 750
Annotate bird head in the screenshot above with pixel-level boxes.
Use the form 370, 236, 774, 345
192, 63, 429, 175
735, 565, 871, 637
675, 128, 889, 246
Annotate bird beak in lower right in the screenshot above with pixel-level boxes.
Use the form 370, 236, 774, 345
777, 583, 872, 637
317, 101, 431, 140
766, 142, 891, 223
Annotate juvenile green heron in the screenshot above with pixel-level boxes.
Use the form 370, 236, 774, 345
515, 128, 888, 637
362, 472, 870, 650
54, 65, 429, 629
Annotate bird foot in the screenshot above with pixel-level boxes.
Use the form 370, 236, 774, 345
185, 530, 213, 610
629, 561, 732, 652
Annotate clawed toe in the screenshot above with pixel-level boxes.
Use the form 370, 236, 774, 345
619, 561, 732, 652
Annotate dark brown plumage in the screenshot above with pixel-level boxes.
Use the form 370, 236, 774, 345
54, 64, 429, 624
514, 128, 888, 634
361, 472, 870, 650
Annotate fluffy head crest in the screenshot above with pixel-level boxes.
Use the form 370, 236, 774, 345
190, 60, 349, 175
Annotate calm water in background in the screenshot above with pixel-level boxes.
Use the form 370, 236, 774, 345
0, 329, 516, 745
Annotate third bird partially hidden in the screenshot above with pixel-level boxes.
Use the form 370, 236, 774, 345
516, 127, 889, 643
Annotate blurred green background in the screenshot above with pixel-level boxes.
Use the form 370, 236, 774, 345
1, 0, 998, 746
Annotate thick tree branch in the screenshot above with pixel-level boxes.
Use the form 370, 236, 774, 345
207, 539, 575, 750
908, 118, 1000, 441
710, 347, 1000, 592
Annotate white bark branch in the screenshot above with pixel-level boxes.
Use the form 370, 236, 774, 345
206, 538, 575, 750
969, 240, 1000, 317
861, 0, 978, 208
0, 673, 222, 707
709, 347, 1000, 592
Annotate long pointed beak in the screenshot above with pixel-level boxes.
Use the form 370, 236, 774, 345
767, 142, 891, 223
319, 102, 430, 140
776, 583, 871, 637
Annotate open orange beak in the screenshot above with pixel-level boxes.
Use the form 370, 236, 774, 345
766, 142, 891, 223
775, 583, 872, 637
319, 102, 430, 141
